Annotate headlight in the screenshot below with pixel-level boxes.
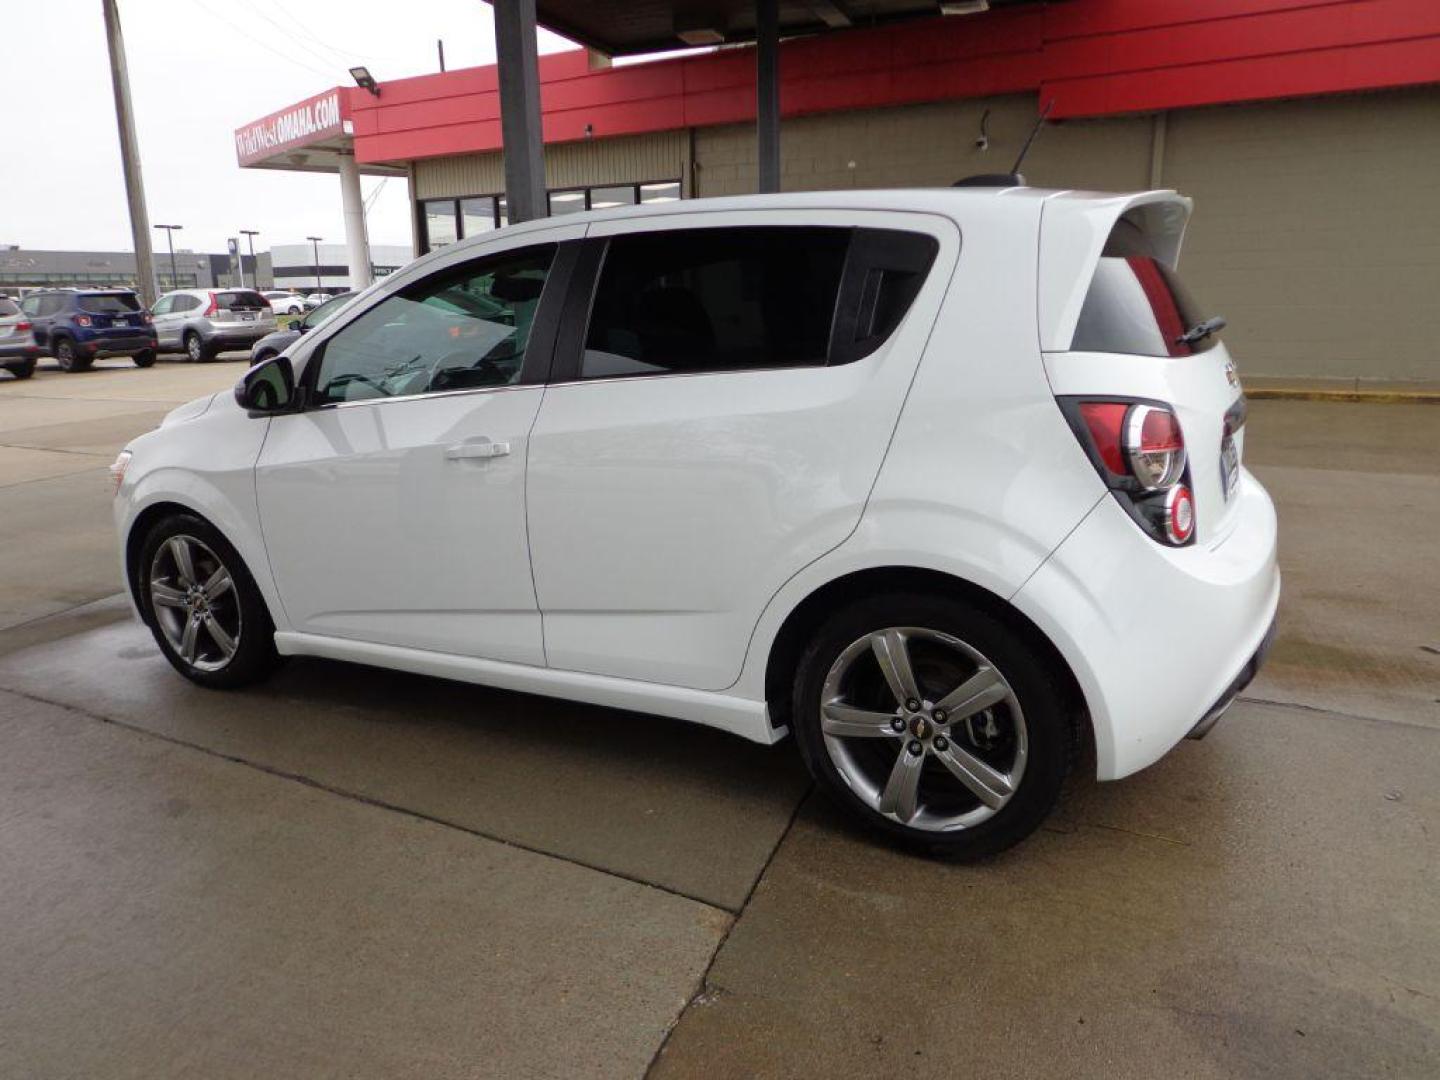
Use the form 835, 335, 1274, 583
109, 450, 132, 496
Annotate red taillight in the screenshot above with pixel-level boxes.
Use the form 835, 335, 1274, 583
1126, 404, 1187, 490
75, 314, 93, 327
15, 321, 31, 333
1165, 485, 1196, 544
1060, 397, 1195, 547
1078, 402, 1128, 476
142, 312, 153, 324
203, 294, 218, 316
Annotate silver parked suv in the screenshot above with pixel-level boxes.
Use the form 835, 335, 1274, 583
151, 289, 277, 362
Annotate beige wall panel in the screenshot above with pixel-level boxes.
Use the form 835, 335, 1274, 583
1164, 87, 1440, 382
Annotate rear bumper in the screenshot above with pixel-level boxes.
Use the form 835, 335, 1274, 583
1186, 615, 1277, 739
80, 332, 156, 357
1012, 469, 1280, 780
0, 343, 40, 361
203, 325, 274, 348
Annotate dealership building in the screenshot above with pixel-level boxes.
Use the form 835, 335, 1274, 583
236, 0, 1440, 383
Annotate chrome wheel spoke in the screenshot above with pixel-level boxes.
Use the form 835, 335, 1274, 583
932, 741, 1013, 809
201, 566, 233, 603
822, 702, 899, 738
179, 616, 200, 664
877, 747, 924, 823
935, 665, 1008, 721
168, 536, 198, 587
150, 581, 187, 609
203, 615, 237, 659
870, 629, 920, 706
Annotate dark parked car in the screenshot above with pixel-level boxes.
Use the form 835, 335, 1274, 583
248, 290, 357, 364
20, 289, 157, 371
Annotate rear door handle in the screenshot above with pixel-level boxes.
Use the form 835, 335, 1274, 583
444, 438, 511, 461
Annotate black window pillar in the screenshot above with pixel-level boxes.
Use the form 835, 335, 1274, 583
493, 0, 548, 223
756, 0, 780, 194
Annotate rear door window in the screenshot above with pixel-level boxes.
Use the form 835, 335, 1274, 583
581, 226, 850, 379
579, 225, 939, 379
79, 293, 141, 314
1071, 219, 1215, 357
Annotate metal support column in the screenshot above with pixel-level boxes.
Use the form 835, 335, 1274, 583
756, 0, 781, 194
101, 0, 158, 305
493, 0, 547, 223
338, 151, 373, 290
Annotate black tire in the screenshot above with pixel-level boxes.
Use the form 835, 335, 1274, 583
54, 336, 91, 372
136, 512, 281, 689
6, 360, 36, 380
132, 349, 157, 368
184, 331, 212, 363
791, 592, 1074, 860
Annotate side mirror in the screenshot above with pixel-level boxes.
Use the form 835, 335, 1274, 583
234, 354, 296, 414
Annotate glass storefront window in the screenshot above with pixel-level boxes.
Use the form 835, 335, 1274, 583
423, 199, 458, 248
640, 181, 681, 204
461, 196, 497, 238
548, 189, 587, 215
589, 185, 638, 210
497, 196, 509, 227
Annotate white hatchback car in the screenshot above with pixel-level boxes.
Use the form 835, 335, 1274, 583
112, 188, 1278, 857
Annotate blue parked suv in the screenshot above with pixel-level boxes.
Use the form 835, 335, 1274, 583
19, 289, 158, 372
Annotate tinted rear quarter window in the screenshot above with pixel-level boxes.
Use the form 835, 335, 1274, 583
78, 293, 141, 314
1071, 218, 1214, 357
0, 298, 19, 317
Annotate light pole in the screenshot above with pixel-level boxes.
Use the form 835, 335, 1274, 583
306, 236, 323, 295
153, 224, 182, 292
240, 229, 260, 289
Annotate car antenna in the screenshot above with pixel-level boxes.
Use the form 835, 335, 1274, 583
951, 98, 1054, 188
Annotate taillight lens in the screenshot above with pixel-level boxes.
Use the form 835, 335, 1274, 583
1126, 404, 1187, 490
203, 294, 218, 316
1060, 397, 1195, 547
75, 314, 93, 327
142, 312, 153, 325
15, 321, 31, 333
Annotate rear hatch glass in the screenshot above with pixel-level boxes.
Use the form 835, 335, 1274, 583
214, 291, 269, 311
79, 293, 141, 314
1071, 220, 1215, 358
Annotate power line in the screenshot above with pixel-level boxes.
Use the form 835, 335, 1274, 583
249, 0, 410, 66
188, 0, 340, 83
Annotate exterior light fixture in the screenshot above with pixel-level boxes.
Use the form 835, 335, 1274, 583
349, 66, 380, 97
941, 1, 990, 13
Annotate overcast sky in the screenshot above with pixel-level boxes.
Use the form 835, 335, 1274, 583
0, 0, 576, 255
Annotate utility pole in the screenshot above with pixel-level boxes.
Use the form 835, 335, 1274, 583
306, 236, 323, 294
102, 0, 158, 305
240, 229, 260, 289
153, 224, 181, 292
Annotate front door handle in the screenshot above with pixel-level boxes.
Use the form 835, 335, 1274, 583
444, 438, 511, 461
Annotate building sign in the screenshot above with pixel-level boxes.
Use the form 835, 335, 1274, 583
235, 90, 346, 167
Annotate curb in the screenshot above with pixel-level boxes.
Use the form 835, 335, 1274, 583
1245, 388, 1440, 404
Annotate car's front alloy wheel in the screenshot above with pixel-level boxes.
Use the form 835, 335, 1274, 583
149, 534, 242, 673
793, 594, 1073, 858
138, 513, 280, 688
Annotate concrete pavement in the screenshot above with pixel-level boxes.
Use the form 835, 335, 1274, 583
1, 361, 1437, 1078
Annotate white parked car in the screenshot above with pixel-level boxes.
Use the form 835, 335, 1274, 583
262, 291, 309, 316
110, 188, 1278, 857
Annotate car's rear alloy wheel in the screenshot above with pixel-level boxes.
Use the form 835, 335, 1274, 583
55, 337, 89, 372
821, 627, 1027, 830
185, 332, 207, 363
793, 594, 1072, 858
138, 513, 280, 688
149, 534, 242, 674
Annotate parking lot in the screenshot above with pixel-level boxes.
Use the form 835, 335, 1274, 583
1, 357, 1437, 1077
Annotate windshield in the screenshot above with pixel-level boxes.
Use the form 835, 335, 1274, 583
79, 293, 141, 314
302, 292, 355, 329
